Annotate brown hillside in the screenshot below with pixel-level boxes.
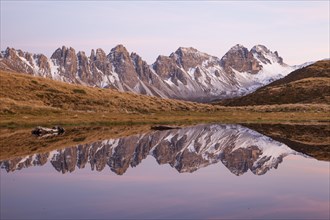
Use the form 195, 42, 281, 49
221, 60, 330, 106
0, 70, 214, 114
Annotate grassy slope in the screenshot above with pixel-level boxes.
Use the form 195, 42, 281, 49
221, 60, 330, 106
0, 70, 214, 113
0, 70, 329, 127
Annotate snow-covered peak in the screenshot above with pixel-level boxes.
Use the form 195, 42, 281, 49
108, 44, 130, 61
230, 44, 247, 50
171, 47, 212, 60
176, 47, 205, 55
251, 44, 269, 53
176, 47, 198, 53
221, 44, 250, 62
110, 44, 129, 54
292, 60, 316, 69
251, 45, 284, 65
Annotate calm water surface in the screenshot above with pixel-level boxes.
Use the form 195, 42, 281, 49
1, 124, 329, 219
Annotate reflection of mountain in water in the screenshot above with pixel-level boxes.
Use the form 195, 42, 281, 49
0, 124, 305, 176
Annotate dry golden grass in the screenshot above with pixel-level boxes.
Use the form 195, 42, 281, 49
0, 70, 329, 128
1, 105, 329, 128
0, 70, 215, 114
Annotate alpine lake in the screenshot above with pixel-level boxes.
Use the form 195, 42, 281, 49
0, 123, 329, 219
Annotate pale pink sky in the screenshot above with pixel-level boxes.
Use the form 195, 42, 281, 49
1, 1, 329, 65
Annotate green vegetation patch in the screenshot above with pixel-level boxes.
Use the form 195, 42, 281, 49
73, 89, 87, 94
46, 88, 61, 93
31, 80, 39, 85
73, 137, 87, 142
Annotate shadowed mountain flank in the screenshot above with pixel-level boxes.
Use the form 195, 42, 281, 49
222, 60, 330, 105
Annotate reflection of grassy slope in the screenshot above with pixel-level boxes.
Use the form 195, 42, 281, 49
222, 60, 330, 106
0, 126, 153, 160
243, 123, 330, 161
0, 70, 329, 127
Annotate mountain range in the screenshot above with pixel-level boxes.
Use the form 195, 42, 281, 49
0, 44, 304, 102
0, 124, 305, 176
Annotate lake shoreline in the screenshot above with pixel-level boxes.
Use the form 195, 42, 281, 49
1, 122, 329, 162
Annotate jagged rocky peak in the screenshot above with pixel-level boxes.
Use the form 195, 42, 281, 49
251, 44, 284, 65
229, 44, 248, 52
77, 51, 92, 81
108, 44, 131, 62
251, 44, 269, 53
112, 44, 127, 52
77, 50, 86, 56
174, 46, 212, 58
154, 55, 171, 64
152, 47, 215, 86
89, 48, 111, 76
131, 52, 155, 74
3, 47, 29, 61
34, 53, 51, 75
130, 52, 143, 65
107, 44, 141, 88
0, 47, 36, 74
2, 47, 16, 58
77, 51, 89, 65
152, 54, 188, 85
50, 46, 77, 66
153, 55, 176, 78
1, 47, 12, 59
2, 47, 52, 77
90, 48, 107, 62
130, 52, 152, 81
222, 44, 248, 59
221, 44, 262, 74
130, 52, 147, 71
51, 46, 73, 59
50, 46, 78, 80
90, 49, 95, 60
173, 47, 202, 57
170, 47, 215, 71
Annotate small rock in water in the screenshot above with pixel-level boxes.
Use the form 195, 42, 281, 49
32, 126, 65, 137
151, 125, 181, 130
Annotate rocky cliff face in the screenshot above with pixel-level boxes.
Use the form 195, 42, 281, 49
0, 44, 297, 101
220, 44, 262, 74
51, 46, 78, 82
0, 124, 304, 176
